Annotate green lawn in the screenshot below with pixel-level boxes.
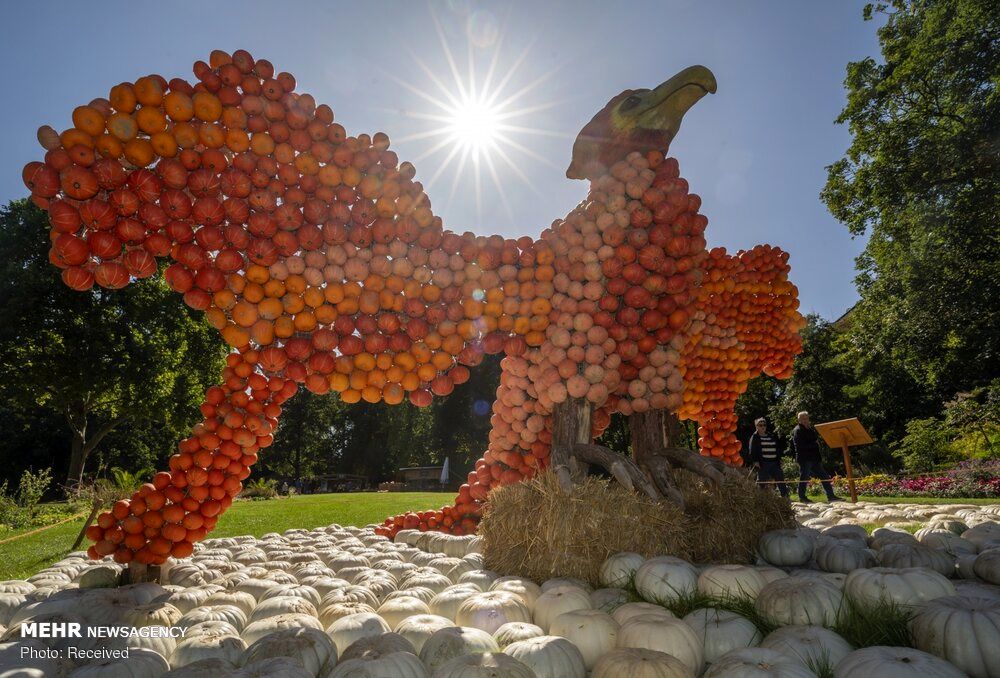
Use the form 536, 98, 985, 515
802, 493, 998, 505
0, 492, 452, 581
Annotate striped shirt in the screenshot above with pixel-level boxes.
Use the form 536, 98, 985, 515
759, 434, 779, 460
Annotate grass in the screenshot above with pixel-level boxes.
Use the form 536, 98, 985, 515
0, 492, 452, 581
833, 597, 915, 649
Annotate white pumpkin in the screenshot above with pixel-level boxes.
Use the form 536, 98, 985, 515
703, 647, 817, 677
376, 596, 431, 630
612, 602, 675, 625
458, 570, 498, 590
591, 647, 693, 678
617, 614, 705, 675
77, 565, 121, 590
532, 586, 592, 632
493, 621, 545, 649
697, 565, 768, 600
815, 542, 876, 574
756, 567, 790, 584
69, 647, 169, 678
319, 585, 380, 610
504, 635, 587, 678
844, 567, 956, 609
429, 586, 482, 621
869, 528, 919, 551
833, 646, 966, 677
122, 601, 183, 628
549, 608, 619, 670
600, 552, 646, 589
682, 608, 761, 664
241, 613, 324, 646
540, 578, 591, 593
822, 525, 869, 543
454, 591, 532, 635
974, 550, 1000, 586
0, 581, 35, 595
760, 625, 853, 669
489, 580, 541, 610
758, 530, 814, 567
876, 543, 956, 576
240, 626, 335, 675
339, 632, 415, 661
258, 584, 322, 608
204, 590, 257, 618
964, 523, 1000, 550
0, 594, 26, 627
393, 614, 454, 654
633, 557, 698, 604
325, 612, 392, 654
918, 530, 977, 556
327, 650, 428, 678
170, 628, 246, 668
419, 626, 499, 674
232, 657, 313, 677
909, 594, 1000, 678
754, 578, 843, 628
431, 651, 536, 678
590, 587, 630, 612
235, 578, 282, 601
121, 624, 178, 659
386, 587, 436, 605
319, 601, 378, 629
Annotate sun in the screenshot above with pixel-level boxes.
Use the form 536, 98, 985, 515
446, 96, 500, 155
382, 8, 567, 225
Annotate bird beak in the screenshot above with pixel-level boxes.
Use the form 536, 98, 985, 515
633, 65, 717, 133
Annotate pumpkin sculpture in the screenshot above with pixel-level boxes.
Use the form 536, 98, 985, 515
22, 50, 805, 564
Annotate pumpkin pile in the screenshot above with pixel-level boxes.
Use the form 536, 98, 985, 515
22, 50, 805, 558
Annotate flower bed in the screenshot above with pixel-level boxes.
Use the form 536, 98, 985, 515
834, 460, 1000, 498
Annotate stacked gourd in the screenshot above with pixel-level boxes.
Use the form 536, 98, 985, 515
22, 49, 806, 551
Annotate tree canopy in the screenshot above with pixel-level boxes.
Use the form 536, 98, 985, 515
822, 0, 1000, 415
0, 200, 227, 486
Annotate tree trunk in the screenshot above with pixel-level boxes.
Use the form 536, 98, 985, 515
67, 430, 87, 487
65, 403, 123, 488
550, 397, 592, 491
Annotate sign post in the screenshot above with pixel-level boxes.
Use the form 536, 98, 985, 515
814, 418, 873, 503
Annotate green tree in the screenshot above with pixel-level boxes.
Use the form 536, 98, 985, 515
891, 416, 957, 472
822, 0, 1000, 416
0, 200, 227, 486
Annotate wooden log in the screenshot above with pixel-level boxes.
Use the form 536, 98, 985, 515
550, 397, 592, 491
120, 562, 161, 585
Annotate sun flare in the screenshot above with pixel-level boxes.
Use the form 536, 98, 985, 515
446, 96, 501, 155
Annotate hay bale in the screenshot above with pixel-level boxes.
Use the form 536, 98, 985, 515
480, 469, 796, 585
676, 470, 796, 564
480, 472, 690, 585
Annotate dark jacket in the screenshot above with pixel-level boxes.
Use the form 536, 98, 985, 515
747, 432, 784, 465
791, 424, 821, 462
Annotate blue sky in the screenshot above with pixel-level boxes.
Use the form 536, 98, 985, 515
0, 1, 881, 320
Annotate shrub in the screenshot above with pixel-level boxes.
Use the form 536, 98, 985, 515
891, 417, 958, 472
242, 477, 279, 500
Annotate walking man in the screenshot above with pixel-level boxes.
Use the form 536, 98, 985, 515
791, 411, 843, 503
748, 418, 789, 497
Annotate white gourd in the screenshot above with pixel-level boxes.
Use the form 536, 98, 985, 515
431, 651, 536, 678
590, 587, 630, 612
697, 565, 768, 600
617, 614, 705, 675
612, 602, 675, 625
170, 628, 246, 668
682, 608, 761, 664
377, 595, 431, 629
703, 647, 817, 677
429, 586, 482, 621
760, 625, 854, 669
591, 647, 694, 678
393, 613, 454, 654
758, 530, 814, 567
549, 608, 620, 670
419, 626, 500, 674
532, 586, 592, 632
493, 621, 545, 649
599, 552, 647, 589
814, 542, 876, 574
319, 601, 378, 629
178, 605, 248, 632
754, 578, 844, 629
844, 567, 956, 609
325, 611, 392, 654
973, 550, 1000, 586
69, 647, 170, 678
909, 595, 1000, 678
232, 657, 313, 677
833, 646, 966, 677
239, 626, 336, 676
327, 650, 428, 678
634, 557, 698, 604
504, 635, 587, 678
455, 591, 532, 634
876, 543, 956, 576
241, 613, 324, 646
489, 580, 541, 610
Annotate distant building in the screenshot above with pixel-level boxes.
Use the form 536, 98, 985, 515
397, 465, 448, 490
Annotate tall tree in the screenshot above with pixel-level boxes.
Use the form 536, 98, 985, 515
0, 200, 227, 485
822, 0, 1000, 418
